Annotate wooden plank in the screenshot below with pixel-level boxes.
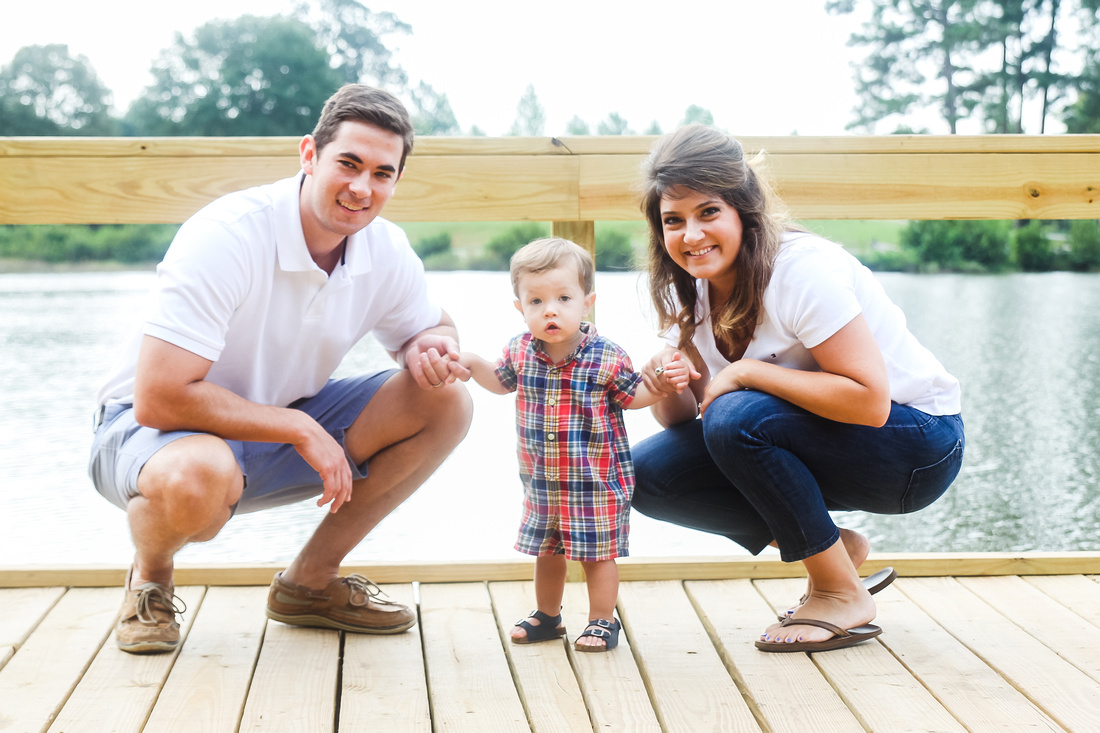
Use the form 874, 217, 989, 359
579, 152, 1100, 221
1025, 574, 1100, 629
0, 587, 65, 663
754, 578, 963, 732
0, 587, 118, 733
388, 154, 579, 222
899, 576, 1100, 731
561, 581, 661, 731
418, 582, 528, 731
686, 579, 865, 733
3, 553, 1100, 588
5, 136, 1100, 225
488, 581, 590, 733
45, 585, 204, 733
143, 586, 269, 733
958, 576, 1100, 685
238, 622, 339, 733
339, 583, 430, 732
616, 580, 760, 731
5, 134, 1100, 159
872, 581, 1063, 731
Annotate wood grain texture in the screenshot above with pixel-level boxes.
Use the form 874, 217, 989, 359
3, 136, 1098, 224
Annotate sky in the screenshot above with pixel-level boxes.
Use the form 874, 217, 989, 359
2, 0, 875, 137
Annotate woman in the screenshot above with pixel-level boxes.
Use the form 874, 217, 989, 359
633, 125, 964, 652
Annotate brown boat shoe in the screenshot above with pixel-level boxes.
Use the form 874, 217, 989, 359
265, 572, 416, 634
116, 567, 185, 654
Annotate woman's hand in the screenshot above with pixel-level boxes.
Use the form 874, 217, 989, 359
700, 359, 758, 415
643, 349, 699, 395
645, 348, 705, 426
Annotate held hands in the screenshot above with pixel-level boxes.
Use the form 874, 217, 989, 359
645, 350, 699, 395
405, 334, 465, 390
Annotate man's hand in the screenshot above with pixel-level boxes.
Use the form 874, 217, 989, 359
292, 415, 354, 513
404, 334, 463, 390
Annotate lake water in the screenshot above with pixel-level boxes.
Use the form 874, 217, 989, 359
2, 269, 1099, 567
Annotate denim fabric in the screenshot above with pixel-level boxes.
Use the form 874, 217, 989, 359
632, 391, 964, 562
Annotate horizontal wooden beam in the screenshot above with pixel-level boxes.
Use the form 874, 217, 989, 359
2, 135, 1099, 225
2, 552, 1098, 587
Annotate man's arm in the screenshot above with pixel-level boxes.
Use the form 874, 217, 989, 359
133, 335, 355, 512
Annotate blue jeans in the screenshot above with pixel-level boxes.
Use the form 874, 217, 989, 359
631, 391, 965, 562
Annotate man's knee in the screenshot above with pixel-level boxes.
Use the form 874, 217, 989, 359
137, 436, 243, 522
351, 373, 473, 451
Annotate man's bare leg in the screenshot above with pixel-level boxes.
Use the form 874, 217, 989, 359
281, 372, 473, 588
127, 434, 245, 589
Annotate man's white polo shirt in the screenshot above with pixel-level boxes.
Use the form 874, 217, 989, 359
95, 173, 441, 409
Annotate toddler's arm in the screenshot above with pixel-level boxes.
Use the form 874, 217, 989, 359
456, 352, 512, 395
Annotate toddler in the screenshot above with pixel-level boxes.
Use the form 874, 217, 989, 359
456, 237, 688, 651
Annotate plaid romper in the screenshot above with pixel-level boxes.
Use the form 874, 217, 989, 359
494, 323, 642, 561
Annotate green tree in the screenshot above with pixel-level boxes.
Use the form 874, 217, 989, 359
900, 219, 1011, 270
0, 44, 117, 135
643, 120, 663, 135
1064, 47, 1100, 132
1013, 220, 1054, 270
126, 15, 341, 136
597, 112, 632, 135
293, 0, 410, 87
509, 84, 545, 135
828, 0, 1089, 134
1067, 219, 1100, 270
472, 222, 548, 269
595, 229, 635, 270
409, 81, 460, 135
827, 0, 986, 133
564, 115, 590, 134
681, 104, 714, 126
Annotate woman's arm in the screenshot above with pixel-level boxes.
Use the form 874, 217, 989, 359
700, 314, 891, 427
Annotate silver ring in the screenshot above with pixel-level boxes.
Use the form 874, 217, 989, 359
654, 366, 666, 376
432, 381, 444, 388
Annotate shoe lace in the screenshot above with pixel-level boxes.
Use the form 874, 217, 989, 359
134, 584, 186, 624
344, 574, 393, 607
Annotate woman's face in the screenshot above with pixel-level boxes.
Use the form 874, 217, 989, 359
659, 187, 743, 294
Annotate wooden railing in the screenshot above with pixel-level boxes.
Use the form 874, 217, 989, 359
2, 135, 1099, 255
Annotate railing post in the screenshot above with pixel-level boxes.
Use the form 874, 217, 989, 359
551, 220, 595, 257
553, 220, 597, 319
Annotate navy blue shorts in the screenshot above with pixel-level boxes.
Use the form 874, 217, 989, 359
88, 370, 398, 514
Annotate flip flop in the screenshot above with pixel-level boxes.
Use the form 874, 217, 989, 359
755, 617, 882, 653
511, 609, 566, 644
779, 566, 898, 620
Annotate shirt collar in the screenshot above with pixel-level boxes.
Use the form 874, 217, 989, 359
275, 171, 374, 277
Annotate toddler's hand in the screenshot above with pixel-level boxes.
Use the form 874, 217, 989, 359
654, 351, 693, 393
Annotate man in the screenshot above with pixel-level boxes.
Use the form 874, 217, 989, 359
88, 84, 472, 654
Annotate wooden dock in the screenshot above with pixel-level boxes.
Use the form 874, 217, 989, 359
3, 555, 1100, 731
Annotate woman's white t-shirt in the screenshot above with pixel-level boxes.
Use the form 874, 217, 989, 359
665, 232, 961, 416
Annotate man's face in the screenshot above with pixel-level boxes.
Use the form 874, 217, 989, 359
298, 120, 404, 245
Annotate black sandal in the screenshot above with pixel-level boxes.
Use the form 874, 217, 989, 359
511, 609, 566, 644
573, 618, 620, 652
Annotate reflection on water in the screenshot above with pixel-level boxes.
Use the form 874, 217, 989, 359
1, 269, 1098, 565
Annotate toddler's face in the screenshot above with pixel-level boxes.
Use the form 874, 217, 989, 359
514, 266, 595, 348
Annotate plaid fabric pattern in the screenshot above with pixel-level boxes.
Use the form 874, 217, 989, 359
495, 323, 642, 561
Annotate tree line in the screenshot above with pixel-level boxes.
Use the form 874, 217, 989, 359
2, 0, 1099, 272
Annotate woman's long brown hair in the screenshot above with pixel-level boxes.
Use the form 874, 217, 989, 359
640, 125, 792, 366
